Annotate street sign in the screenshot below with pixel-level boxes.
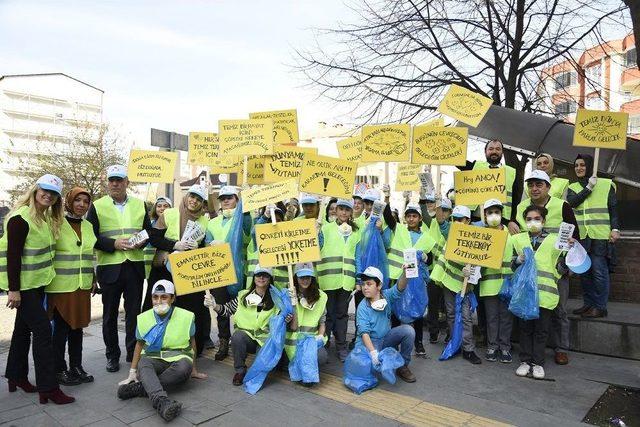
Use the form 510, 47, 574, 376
150, 128, 188, 151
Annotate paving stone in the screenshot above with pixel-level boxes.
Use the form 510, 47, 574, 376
42, 400, 111, 427
179, 401, 229, 425
0, 411, 63, 427
111, 399, 156, 424
82, 416, 128, 427
0, 403, 42, 424
129, 413, 192, 427
226, 396, 322, 427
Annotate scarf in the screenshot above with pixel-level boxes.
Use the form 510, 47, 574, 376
143, 307, 173, 352
154, 194, 205, 238
575, 154, 594, 185
535, 153, 557, 179
64, 187, 91, 217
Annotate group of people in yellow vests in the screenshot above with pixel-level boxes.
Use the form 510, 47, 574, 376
0, 138, 619, 421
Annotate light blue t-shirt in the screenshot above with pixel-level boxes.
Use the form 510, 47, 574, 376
355, 286, 402, 345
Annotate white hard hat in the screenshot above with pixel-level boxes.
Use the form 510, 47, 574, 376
525, 170, 551, 185
36, 174, 63, 196
359, 266, 384, 283
106, 165, 127, 179
452, 205, 471, 219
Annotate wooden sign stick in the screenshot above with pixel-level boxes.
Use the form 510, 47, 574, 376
459, 263, 471, 296
592, 148, 600, 178
270, 206, 297, 306
243, 156, 249, 186
435, 165, 442, 197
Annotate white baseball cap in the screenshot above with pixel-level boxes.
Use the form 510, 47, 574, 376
404, 204, 422, 216
295, 262, 315, 278
300, 193, 319, 205
363, 189, 380, 202
336, 198, 354, 209
525, 170, 551, 185
253, 264, 273, 277
439, 198, 453, 210
36, 174, 63, 196
483, 199, 503, 211
359, 266, 384, 283
218, 185, 239, 198
106, 165, 127, 179
187, 184, 207, 201
152, 280, 175, 295
155, 196, 172, 207
452, 205, 471, 219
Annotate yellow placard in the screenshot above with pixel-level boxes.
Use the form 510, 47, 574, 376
573, 109, 628, 150
211, 156, 244, 174
417, 117, 445, 127
437, 84, 492, 127
255, 219, 321, 267
218, 119, 274, 156
238, 156, 265, 186
263, 146, 318, 183
298, 153, 358, 199
412, 126, 468, 166
249, 109, 299, 145
168, 244, 238, 296
336, 135, 363, 163
188, 132, 217, 166
241, 178, 298, 213
444, 222, 508, 269
395, 164, 422, 191
454, 167, 507, 206
127, 150, 177, 183
361, 124, 411, 162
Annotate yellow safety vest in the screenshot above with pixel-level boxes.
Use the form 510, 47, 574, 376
568, 179, 614, 240
0, 206, 55, 291
46, 218, 96, 293
163, 208, 208, 241
432, 249, 468, 294
234, 289, 278, 346
526, 177, 569, 199
512, 232, 562, 310
387, 224, 436, 280
516, 196, 565, 234
479, 232, 513, 297
93, 196, 146, 266
285, 291, 328, 360
473, 162, 516, 219
137, 306, 194, 363
317, 222, 360, 292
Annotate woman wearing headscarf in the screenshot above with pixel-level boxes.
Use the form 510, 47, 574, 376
45, 187, 97, 386
0, 174, 74, 404
567, 154, 620, 318
533, 153, 569, 199
145, 185, 209, 354
143, 197, 172, 278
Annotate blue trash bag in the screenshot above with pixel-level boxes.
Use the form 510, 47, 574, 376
509, 248, 540, 320
498, 275, 513, 303
288, 335, 322, 384
225, 199, 246, 297
343, 344, 378, 394
243, 286, 294, 395
392, 273, 428, 324
360, 215, 390, 289
439, 292, 478, 361
372, 347, 405, 384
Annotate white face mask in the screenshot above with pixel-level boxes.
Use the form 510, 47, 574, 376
245, 292, 263, 307
370, 298, 387, 311
222, 208, 235, 219
526, 220, 543, 233
153, 303, 170, 315
427, 210, 436, 218
338, 222, 352, 237
328, 215, 337, 223
486, 213, 502, 227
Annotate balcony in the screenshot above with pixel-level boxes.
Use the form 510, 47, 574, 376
620, 98, 640, 115
621, 68, 640, 93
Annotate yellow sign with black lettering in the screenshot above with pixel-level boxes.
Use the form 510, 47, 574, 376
255, 219, 321, 267
238, 156, 265, 186
128, 150, 177, 184
188, 132, 218, 166
218, 119, 274, 156
454, 167, 507, 206
168, 244, 238, 296
361, 124, 411, 162
336, 135, 363, 163
241, 179, 299, 213
412, 126, 468, 166
298, 153, 357, 199
418, 117, 445, 127
249, 109, 299, 145
395, 164, 422, 191
444, 222, 508, 269
573, 109, 628, 150
263, 146, 318, 183
437, 84, 492, 127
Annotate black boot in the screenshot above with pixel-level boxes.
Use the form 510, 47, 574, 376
462, 350, 482, 365
69, 366, 94, 383
117, 382, 147, 400
56, 370, 82, 386
215, 338, 229, 361
157, 397, 183, 422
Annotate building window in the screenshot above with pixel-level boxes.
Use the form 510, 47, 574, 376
625, 48, 637, 68
555, 71, 577, 90
628, 116, 640, 134
555, 100, 577, 115
584, 64, 602, 93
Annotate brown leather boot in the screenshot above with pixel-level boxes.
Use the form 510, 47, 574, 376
572, 305, 591, 315
396, 366, 416, 383
554, 352, 569, 365
215, 338, 229, 361
581, 307, 606, 318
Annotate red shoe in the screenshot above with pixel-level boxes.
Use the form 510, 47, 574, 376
39, 387, 75, 405
8, 379, 37, 393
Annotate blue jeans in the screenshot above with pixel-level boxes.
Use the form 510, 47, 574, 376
580, 254, 610, 310
382, 325, 415, 366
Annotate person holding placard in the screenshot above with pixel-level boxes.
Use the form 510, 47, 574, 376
117, 280, 206, 422
46, 187, 97, 386
146, 185, 209, 356
1, 174, 75, 404
352, 191, 365, 223
284, 198, 300, 221
512, 206, 569, 380
431, 205, 482, 364
317, 198, 362, 362
87, 165, 152, 373
204, 266, 292, 386
477, 199, 514, 363
533, 154, 569, 199
567, 155, 620, 319
205, 185, 252, 361
246, 202, 289, 289
515, 170, 579, 365
295, 193, 321, 221
459, 140, 520, 224
144, 197, 172, 279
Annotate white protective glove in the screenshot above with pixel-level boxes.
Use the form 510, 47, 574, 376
419, 187, 427, 200
421, 251, 428, 263
462, 264, 472, 278
587, 176, 598, 191
264, 204, 276, 219
209, 239, 224, 246
517, 254, 526, 264
315, 334, 325, 345
382, 184, 390, 197
185, 239, 198, 250
118, 368, 138, 386
174, 241, 191, 251
203, 293, 217, 309
402, 191, 412, 200
369, 350, 380, 366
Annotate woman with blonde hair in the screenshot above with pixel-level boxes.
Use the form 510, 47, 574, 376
0, 175, 75, 404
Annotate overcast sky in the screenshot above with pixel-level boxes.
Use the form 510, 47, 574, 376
0, 0, 357, 145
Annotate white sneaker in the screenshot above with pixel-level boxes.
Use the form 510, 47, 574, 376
516, 362, 530, 377
531, 364, 545, 379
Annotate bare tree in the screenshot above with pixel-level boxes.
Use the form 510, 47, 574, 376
296, 0, 629, 123
9, 122, 127, 201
